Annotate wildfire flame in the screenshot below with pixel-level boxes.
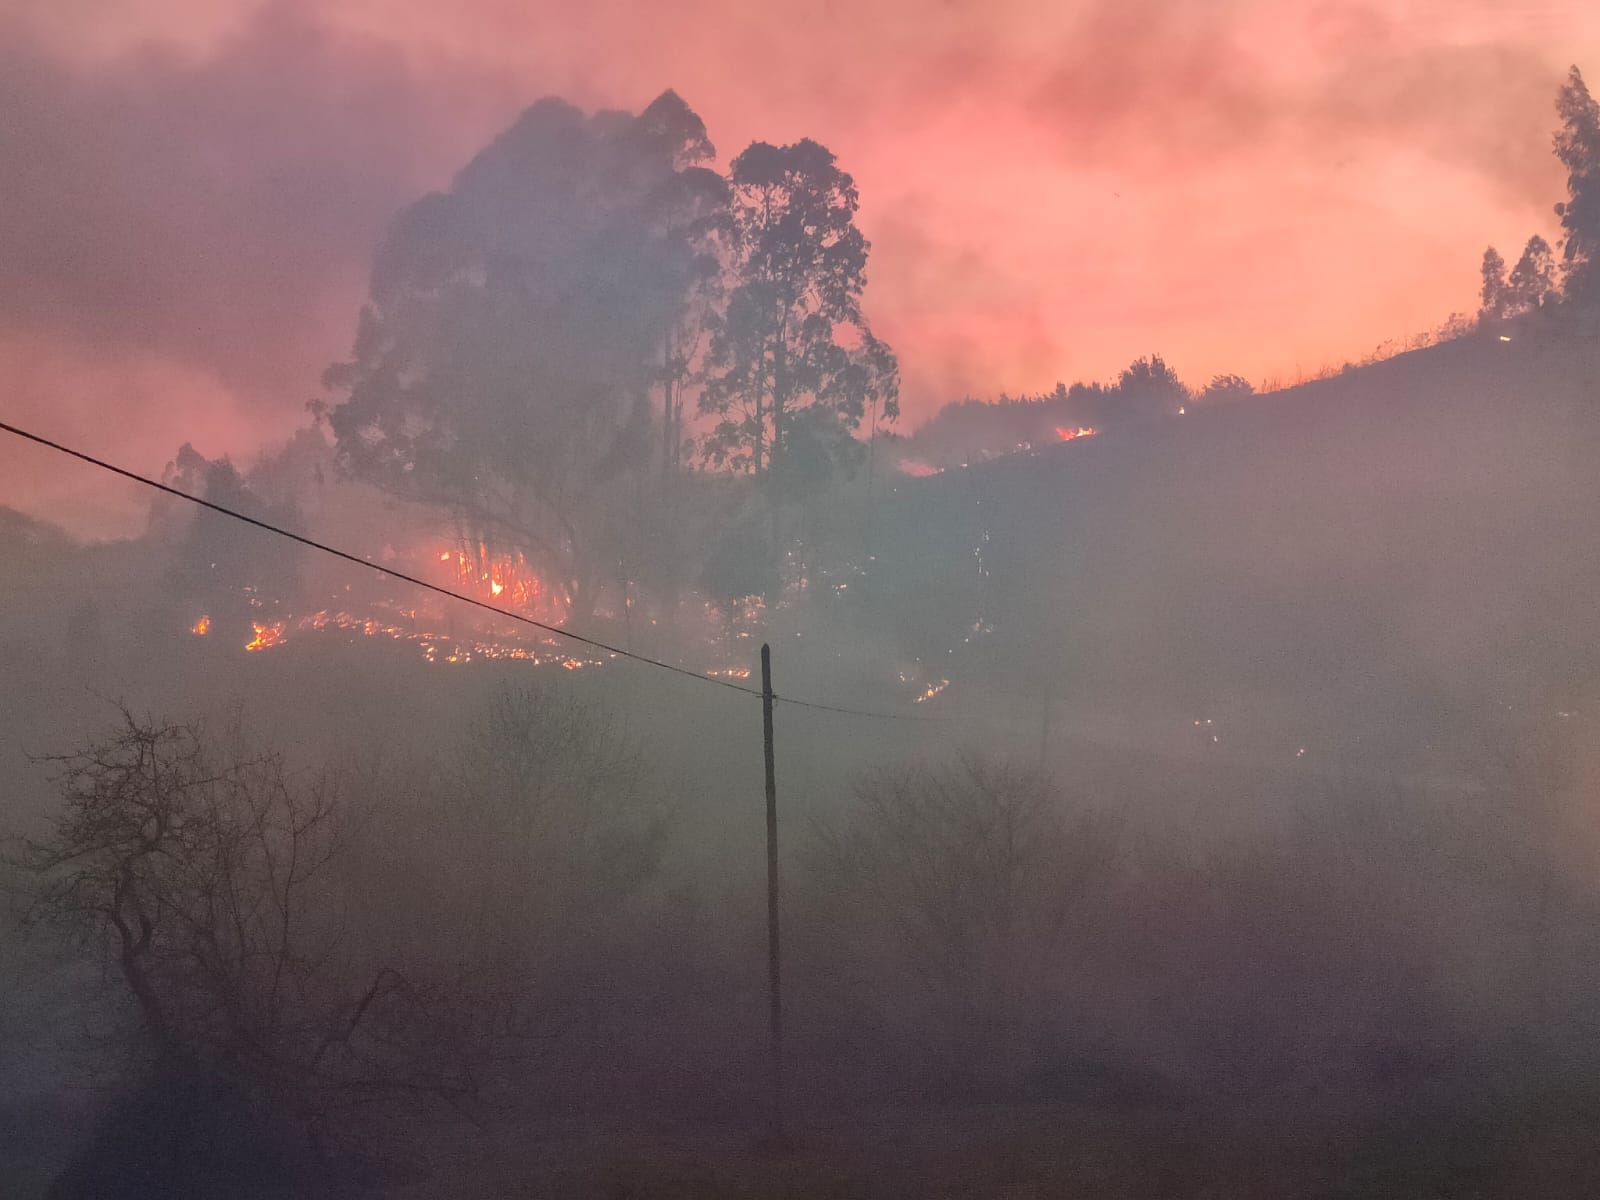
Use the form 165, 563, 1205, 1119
204, 538, 728, 679
245, 621, 285, 652
1055, 426, 1097, 442
438, 542, 550, 616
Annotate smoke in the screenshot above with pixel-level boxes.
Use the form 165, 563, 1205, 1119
5, 6, 1600, 1190
1, 0, 1595, 537
0, 3, 519, 533
0, 7, 519, 387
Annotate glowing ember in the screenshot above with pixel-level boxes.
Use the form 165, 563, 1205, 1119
914, 678, 951, 703
190, 615, 211, 636
245, 621, 285, 652
1054, 426, 1097, 442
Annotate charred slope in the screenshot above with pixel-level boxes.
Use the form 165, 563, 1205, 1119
859, 318, 1600, 765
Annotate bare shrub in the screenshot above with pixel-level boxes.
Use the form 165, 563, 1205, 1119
338, 683, 670, 1110
373, 684, 665, 976
811, 753, 1115, 1094
12, 709, 483, 1189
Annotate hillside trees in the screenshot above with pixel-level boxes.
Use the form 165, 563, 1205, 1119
650, 167, 729, 486
1555, 66, 1600, 302
1474, 66, 1598, 317
1508, 234, 1559, 312
319, 91, 726, 618
699, 139, 899, 504
160, 444, 302, 645
1198, 373, 1255, 406
1480, 236, 1559, 320
1480, 246, 1509, 318
1114, 354, 1190, 422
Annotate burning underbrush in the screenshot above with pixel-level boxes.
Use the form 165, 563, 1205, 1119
187, 538, 596, 668
175, 530, 970, 712
180, 536, 868, 690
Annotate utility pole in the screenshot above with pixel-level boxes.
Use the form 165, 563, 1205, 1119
760, 642, 785, 1141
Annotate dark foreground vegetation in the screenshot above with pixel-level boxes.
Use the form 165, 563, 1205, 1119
7, 651, 1600, 1199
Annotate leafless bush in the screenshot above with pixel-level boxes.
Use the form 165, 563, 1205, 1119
329, 683, 671, 1111
811, 753, 1116, 1092
437, 684, 663, 971
12, 709, 486, 1184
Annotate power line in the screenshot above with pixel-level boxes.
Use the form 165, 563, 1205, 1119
0, 417, 939, 722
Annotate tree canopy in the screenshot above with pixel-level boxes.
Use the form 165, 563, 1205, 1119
1508, 235, 1559, 313
699, 139, 899, 501
1481, 237, 1558, 319
1555, 66, 1600, 302
1480, 246, 1509, 318
320, 91, 726, 615
1115, 355, 1190, 421
1199, 374, 1255, 406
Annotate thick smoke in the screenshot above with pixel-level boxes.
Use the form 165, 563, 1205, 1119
1, 0, 1592, 533
5, 13, 1600, 1197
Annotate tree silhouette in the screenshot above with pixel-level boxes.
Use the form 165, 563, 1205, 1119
1554, 66, 1600, 302
1479, 246, 1509, 319
1198, 373, 1256, 406
319, 91, 724, 617
632, 117, 730, 488
1114, 354, 1189, 422
1507, 234, 1559, 313
162, 444, 301, 646
699, 139, 899, 504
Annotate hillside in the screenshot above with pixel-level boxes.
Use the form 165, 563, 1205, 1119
856, 317, 1600, 773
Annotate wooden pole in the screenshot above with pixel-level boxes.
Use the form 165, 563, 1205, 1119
760, 642, 785, 1140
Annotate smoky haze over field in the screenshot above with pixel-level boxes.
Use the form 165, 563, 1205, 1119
5, 10, 1600, 1199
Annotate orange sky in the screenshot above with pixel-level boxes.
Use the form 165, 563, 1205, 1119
2, 0, 1597, 536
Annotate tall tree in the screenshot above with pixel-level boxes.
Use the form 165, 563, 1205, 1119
319, 91, 724, 617
1507, 234, 1558, 313
162, 445, 301, 646
1479, 246, 1509, 319
700, 139, 899, 502
1114, 354, 1189, 422
648, 179, 727, 487
1554, 66, 1600, 302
